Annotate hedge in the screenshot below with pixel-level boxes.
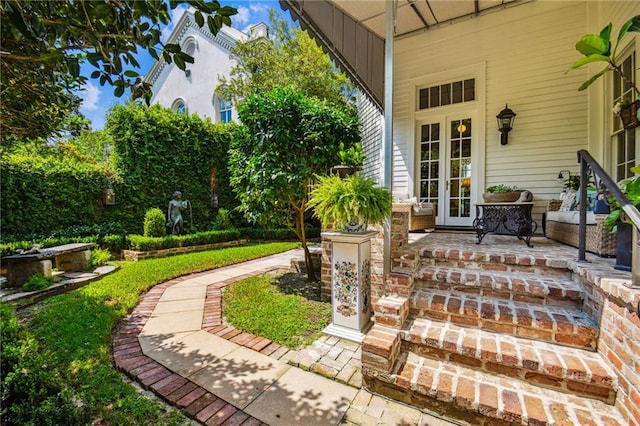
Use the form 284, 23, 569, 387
0, 144, 116, 237
106, 104, 240, 233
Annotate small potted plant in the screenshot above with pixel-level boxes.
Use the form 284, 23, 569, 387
482, 184, 521, 203
603, 165, 640, 271
613, 98, 640, 129
307, 173, 391, 232
331, 142, 365, 178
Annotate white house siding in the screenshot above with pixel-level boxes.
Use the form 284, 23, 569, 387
390, 1, 638, 226
357, 91, 383, 184
146, 12, 249, 123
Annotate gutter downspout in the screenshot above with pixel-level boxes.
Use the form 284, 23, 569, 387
383, 0, 395, 286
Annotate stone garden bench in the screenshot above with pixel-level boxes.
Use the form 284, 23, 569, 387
2, 242, 96, 287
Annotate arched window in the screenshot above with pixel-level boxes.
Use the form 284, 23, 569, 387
183, 36, 197, 57
171, 98, 187, 114
219, 97, 232, 123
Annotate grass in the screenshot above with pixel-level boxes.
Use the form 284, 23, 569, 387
6, 242, 298, 425
223, 273, 331, 349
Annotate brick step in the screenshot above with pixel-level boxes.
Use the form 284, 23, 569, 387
417, 247, 572, 278
409, 288, 598, 350
363, 350, 627, 426
415, 266, 583, 308
400, 317, 617, 404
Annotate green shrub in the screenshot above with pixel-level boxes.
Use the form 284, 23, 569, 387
127, 229, 241, 251
101, 234, 129, 253
143, 208, 166, 237
88, 248, 111, 270
213, 208, 233, 230
21, 273, 54, 292
0, 305, 89, 425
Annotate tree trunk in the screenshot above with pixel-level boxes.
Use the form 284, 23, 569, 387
294, 206, 317, 281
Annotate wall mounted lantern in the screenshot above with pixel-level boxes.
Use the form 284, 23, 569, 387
103, 186, 116, 206
496, 104, 516, 145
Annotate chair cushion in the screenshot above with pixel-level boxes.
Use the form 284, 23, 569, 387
413, 202, 434, 216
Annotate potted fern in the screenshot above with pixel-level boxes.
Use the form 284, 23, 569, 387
309, 173, 390, 340
308, 173, 391, 232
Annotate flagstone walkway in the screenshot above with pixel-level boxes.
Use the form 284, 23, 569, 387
112, 249, 459, 426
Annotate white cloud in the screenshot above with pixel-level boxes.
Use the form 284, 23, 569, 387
79, 81, 101, 112
250, 3, 270, 15
235, 6, 251, 26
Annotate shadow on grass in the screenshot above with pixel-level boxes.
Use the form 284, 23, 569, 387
274, 271, 322, 302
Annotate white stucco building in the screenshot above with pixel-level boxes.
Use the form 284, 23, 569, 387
145, 9, 267, 123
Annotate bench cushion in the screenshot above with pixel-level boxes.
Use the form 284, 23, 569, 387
546, 211, 597, 225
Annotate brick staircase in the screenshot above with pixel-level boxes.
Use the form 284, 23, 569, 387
362, 239, 630, 425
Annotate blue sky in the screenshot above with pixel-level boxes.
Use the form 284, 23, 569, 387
78, 0, 290, 130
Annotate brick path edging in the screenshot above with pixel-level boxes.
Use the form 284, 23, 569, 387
111, 268, 283, 426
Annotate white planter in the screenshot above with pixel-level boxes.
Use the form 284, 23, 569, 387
321, 231, 375, 342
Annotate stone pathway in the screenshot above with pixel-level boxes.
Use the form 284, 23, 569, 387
112, 249, 461, 425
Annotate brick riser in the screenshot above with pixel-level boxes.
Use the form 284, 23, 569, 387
363, 350, 627, 426
400, 318, 617, 404
416, 266, 584, 308
409, 288, 599, 350
419, 249, 573, 279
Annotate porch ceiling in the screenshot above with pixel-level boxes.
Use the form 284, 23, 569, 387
279, 0, 526, 109
324, 0, 522, 40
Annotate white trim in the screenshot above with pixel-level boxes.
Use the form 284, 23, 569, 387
407, 62, 487, 225
171, 98, 187, 113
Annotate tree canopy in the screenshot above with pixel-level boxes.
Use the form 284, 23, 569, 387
1, 0, 237, 140
217, 10, 354, 108
231, 86, 360, 279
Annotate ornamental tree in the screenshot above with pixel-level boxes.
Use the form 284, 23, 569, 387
217, 10, 353, 108
1, 0, 237, 139
231, 86, 360, 280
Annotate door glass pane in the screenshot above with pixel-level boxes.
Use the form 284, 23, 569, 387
464, 79, 475, 101
448, 118, 472, 219
449, 199, 459, 217
431, 123, 440, 140
430, 87, 440, 108
419, 122, 441, 211
452, 81, 462, 103
419, 89, 428, 110
441, 84, 451, 105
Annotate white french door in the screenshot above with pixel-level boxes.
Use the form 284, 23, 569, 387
417, 115, 475, 226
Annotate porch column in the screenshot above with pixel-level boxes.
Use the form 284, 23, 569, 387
383, 0, 394, 280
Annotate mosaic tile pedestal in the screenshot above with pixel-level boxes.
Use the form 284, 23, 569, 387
322, 231, 375, 342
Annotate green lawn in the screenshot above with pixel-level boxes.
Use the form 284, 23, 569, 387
2, 242, 298, 426
223, 273, 331, 349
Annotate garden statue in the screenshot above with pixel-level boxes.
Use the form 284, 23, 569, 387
167, 191, 189, 235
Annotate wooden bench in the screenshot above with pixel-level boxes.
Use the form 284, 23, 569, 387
3, 243, 96, 287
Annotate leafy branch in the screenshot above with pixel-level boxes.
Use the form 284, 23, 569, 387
566, 15, 640, 96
